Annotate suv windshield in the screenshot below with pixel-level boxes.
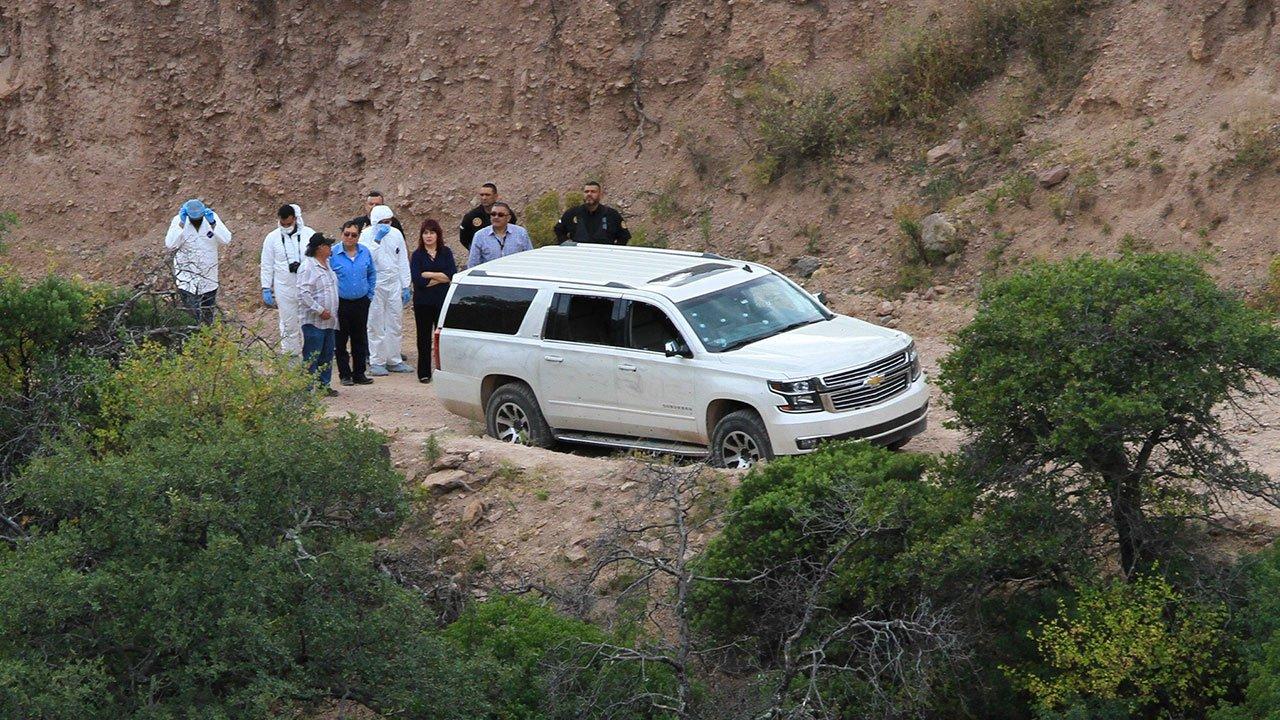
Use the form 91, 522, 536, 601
677, 274, 830, 353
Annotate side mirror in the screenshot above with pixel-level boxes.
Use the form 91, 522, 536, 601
813, 291, 829, 306
664, 339, 693, 359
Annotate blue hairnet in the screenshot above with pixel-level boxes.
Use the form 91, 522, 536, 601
182, 199, 207, 217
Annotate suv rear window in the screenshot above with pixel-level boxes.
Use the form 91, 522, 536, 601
443, 284, 537, 335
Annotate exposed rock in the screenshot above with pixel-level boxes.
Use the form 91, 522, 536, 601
877, 300, 895, 316
433, 452, 466, 470
922, 287, 937, 301
926, 138, 963, 165
756, 238, 773, 255
920, 213, 957, 255
563, 546, 588, 564
792, 255, 822, 278
1037, 165, 1070, 188
462, 499, 485, 526
420, 469, 470, 495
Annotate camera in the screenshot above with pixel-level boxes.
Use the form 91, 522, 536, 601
288, 261, 301, 273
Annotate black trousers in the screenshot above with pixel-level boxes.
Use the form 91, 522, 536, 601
336, 297, 371, 381
413, 302, 443, 380
179, 288, 217, 325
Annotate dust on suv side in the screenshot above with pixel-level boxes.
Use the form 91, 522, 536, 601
431, 244, 929, 467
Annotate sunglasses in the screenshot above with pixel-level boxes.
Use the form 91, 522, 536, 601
342, 231, 359, 238
489, 212, 509, 218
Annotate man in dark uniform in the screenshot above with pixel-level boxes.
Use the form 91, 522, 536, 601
354, 190, 405, 235
458, 182, 516, 251
553, 181, 631, 245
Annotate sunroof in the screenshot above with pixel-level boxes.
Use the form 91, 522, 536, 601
648, 263, 735, 287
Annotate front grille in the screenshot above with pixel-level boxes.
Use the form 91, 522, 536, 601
821, 351, 910, 389
825, 368, 912, 412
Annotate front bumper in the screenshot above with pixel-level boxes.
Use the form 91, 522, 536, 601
765, 374, 931, 454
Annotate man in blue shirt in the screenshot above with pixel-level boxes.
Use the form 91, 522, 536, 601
330, 220, 378, 386
467, 202, 533, 267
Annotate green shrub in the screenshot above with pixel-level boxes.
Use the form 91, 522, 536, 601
523, 191, 586, 248
689, 443, 1095, 717
1210, 544, 1280, 720
747, 70, 859, 181
0, 326, 488, 718
94, 329, 317, 450
1011, 574, 1232, 718
446, 595, 603, 719
1223, 119, 1280, 174
1259, 255, 1280, 314
0, 210, 17, 252
0, 273, 112, 480
998, 172, 1037, 208
650, 180, 682, 221
524, 191, 563, 248
864, 0, 1089, 125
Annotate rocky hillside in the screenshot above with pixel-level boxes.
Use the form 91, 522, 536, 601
1, 0, 1278, 311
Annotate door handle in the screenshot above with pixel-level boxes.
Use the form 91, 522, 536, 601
618, 364, 637, 372
544, 355, 564, 363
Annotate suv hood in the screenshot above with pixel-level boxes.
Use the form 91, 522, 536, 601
713, 316, 908, 379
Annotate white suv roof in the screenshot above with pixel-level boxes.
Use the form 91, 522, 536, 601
461, 244, 768, 301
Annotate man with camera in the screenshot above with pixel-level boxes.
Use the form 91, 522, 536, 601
260, 203, 315, 358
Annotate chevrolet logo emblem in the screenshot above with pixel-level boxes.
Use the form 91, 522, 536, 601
864, 374, 886, 388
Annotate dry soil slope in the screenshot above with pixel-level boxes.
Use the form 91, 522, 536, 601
1, 1, 1278, 303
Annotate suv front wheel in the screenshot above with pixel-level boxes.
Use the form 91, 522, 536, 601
710, 409, 773, 469
485, 382, 554, 448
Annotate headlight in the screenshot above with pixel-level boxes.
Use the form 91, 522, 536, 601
769, 379, 822, 413
905, 341, 922, 381
769, 379, 816, 394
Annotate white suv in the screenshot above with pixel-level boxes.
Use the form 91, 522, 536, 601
431, 245, 928, 467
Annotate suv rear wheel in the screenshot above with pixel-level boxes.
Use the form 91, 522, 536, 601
711, 409, 773, 469
485, 382, 554, 448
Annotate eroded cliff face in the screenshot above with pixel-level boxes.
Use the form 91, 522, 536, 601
0, 1, 854, 285
1, 0, 1278, 310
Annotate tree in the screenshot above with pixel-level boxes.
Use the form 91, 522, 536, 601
938, 253, 1280, 577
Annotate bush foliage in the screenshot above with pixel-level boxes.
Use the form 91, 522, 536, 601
864, 0, 1089, 125
0, 329, 492, 718
1013, 573, 1232, 718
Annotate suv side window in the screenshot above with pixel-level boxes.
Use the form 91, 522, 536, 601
443, 284, 537, 335
627, 301, 683, 352
544, 293, 621, 346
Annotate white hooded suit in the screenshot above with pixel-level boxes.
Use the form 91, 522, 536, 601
259, 204, 315, 357
358, 205, 411, 368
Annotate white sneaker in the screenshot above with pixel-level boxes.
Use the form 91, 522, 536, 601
368, 364, 389, 377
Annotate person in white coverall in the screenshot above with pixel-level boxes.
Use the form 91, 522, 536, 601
358, 204, 413, 375
259, 203, 315, 358
165, 198, 232, 325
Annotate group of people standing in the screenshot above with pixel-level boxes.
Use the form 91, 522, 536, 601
165, 180, 632, 394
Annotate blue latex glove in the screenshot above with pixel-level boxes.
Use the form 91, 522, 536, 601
374, 224, 391, 242
203, 208, 216, 227
401, 288, 411, 306
262, 288, 275, 307
179, 208, 189, 225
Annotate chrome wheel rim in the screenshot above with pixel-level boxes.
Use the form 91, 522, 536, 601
494, 402, 530, 444
721, 431, 761, 469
